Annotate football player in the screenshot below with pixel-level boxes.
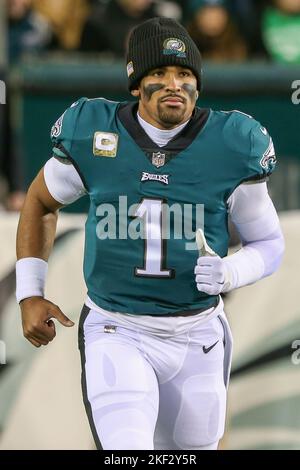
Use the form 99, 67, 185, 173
16, 18, 284, 450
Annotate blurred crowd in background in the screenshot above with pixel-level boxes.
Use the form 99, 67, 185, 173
1, 0, 300, 211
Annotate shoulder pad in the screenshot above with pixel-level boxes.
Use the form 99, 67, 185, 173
222, 110, 276, 177
51, 97, 88, 143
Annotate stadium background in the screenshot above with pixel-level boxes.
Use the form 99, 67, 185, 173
1, 0, 300, 449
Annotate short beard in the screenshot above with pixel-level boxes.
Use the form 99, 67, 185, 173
157, 103, 187, 128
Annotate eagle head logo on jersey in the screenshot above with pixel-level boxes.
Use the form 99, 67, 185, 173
260, 138, 277, 172
163, 38, 186, 58
152, 152, 166, 168
51, 112, 66, 139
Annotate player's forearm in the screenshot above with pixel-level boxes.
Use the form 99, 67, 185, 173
16, 189, 58, 304
16, 191, 58, 261
222, 227, 285, 292
16, 170, 65, 303
224, 183, 285, 290
195, 201, 285, 296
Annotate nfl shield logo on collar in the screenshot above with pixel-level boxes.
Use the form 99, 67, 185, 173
152, 151, 166, 168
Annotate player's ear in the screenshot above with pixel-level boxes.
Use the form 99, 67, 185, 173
195, 91, 199, 100
131, 88, 140, 98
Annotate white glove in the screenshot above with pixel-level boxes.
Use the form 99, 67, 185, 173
194, 229, 232, 295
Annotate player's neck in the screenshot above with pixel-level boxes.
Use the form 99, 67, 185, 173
137, 112, 190, 147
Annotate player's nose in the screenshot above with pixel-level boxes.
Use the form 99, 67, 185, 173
164, 73, 181, 92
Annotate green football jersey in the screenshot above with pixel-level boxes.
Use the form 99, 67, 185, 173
50, 98, 276, 315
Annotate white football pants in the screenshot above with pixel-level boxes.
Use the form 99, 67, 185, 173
78, 297, 232, 450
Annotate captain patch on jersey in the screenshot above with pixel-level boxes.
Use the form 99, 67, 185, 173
93, 132, 119, 157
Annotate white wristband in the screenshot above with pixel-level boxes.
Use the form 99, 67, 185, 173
16, 257, 48, 303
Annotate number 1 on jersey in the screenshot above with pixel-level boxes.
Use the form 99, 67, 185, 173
134, 198, 174, 278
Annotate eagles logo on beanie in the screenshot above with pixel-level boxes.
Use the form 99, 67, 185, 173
126, 17, 202, 91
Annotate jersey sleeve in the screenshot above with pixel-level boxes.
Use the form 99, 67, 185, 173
223, 110, 277, 182
50, 97, 87, 159
248, 120, 277, 180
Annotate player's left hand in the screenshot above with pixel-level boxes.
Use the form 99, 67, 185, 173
194, 255, 225, 295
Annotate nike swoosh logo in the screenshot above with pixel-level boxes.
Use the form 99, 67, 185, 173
203, 340, 219, 354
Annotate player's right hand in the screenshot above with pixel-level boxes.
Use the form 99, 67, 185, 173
20, 297, 74, 348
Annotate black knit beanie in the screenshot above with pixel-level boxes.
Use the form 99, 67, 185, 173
126, 17, 202, 91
